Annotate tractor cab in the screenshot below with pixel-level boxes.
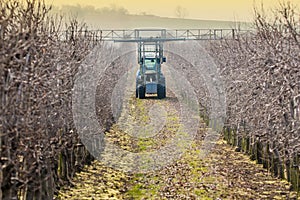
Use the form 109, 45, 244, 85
144, 57, 156, 71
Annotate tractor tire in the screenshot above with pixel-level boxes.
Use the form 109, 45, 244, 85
157, 84, 166, 99
136, 88, 138, 98
138, 86, 145, 99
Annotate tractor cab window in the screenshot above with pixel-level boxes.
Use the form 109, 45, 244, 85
144, 58, 156, 70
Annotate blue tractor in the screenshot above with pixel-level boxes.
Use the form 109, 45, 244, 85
114, 29, 184, 99
135, 41, 166, 99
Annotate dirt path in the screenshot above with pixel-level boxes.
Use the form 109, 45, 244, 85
57, 94, 299, 200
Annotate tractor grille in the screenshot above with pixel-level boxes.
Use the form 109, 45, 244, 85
146, 83, 157, 94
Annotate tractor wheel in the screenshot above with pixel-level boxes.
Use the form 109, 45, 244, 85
157, 84, 166, 99
163, 86, 166, 98
138, 86, 145, 99
136, 88, 138, 98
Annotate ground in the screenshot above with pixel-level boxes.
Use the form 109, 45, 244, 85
57, 93, 299, 200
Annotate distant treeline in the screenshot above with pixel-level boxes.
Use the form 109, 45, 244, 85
50, 4, 155, 17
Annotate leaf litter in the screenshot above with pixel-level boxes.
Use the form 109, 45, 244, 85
58, 93, 299, 200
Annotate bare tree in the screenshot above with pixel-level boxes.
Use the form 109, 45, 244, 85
0, 0, 99, 199
175, 6, 188, 19
209, 1, 300, 183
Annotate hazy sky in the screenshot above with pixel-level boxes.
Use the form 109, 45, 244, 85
47, 0, 300, 21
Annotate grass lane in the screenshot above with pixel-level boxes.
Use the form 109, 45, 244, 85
58, 94, 298, 199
